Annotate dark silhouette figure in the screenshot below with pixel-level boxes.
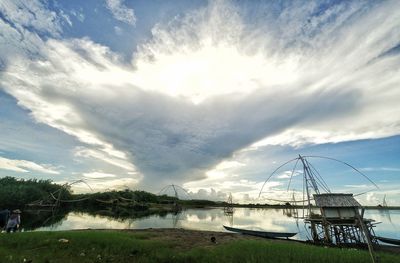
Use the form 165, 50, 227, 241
6, 209, 21, 233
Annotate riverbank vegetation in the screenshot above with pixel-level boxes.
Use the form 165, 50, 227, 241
0, 230, 398, 263
0, 176, 217, 211
0, 177, 70, 209
1, 176, 398, 213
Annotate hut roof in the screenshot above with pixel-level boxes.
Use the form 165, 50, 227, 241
313, 193, 361, 208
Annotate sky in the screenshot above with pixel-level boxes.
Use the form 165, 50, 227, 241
0, 0, 399, 205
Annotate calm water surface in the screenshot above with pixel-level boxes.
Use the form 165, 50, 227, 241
32, 208, 399, 241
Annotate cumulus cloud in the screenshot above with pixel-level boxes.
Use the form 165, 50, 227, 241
1, 0, 400, 193
0, 156, 60, 174
0, 37, 328, 188
105, 0, 136, 26
188, 188, 228, 201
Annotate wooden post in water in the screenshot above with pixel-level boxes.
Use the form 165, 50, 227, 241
356, 210, 376, 263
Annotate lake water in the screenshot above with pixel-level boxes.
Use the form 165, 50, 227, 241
31, 207, 400, 241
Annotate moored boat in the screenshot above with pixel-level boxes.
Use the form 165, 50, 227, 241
223, 225, 297, 239
376, 236, 400, 246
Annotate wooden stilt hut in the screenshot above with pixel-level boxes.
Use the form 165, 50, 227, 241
259, 155, 388, 263
297, 155, 378, 263
305, 193, 377, 246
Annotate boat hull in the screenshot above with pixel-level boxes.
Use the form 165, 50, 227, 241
223, 225, 296, 239
376, 236, 400, 246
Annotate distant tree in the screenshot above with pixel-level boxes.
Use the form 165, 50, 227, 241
0, 176, 71, 209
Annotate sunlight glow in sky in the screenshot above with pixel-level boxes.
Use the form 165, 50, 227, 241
133, 43, 299, 103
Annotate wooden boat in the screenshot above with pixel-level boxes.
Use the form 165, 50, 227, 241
376, 236, 400, 246
223, 225, 297, 239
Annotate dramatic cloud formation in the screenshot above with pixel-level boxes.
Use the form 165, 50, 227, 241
0, 0, 399, 200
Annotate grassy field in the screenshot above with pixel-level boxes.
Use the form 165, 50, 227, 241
0, 230, 399, 263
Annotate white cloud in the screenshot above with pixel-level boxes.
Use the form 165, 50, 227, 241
344, 184, 369, 188
60, 10, 72, 27
276, 170, 303, 179
184, 172, 283, 203
0, 156, 60, 174
0, 16, 44, 61
70, 177, 138, 193
0, 38, 139, 176
105, 0, 136, 26
188, 188, 228, 201
82, 171, 117, 179
1, 0, 400, 194
70, 9, 85, 23
74, 146, 136, 172
132, 0, 400, 145
252, 128, 400, 149
354, 188, 400, 206
360, 167, 400, 172
0, 0, 68, 36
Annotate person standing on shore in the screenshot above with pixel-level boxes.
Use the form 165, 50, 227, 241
6, 209, 21, 233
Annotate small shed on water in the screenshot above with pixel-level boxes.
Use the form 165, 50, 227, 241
306, 193, 376, 246
314, 193, 361, 220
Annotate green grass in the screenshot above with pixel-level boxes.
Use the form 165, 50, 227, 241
0, 231, 174, 263
183, 240, 399, 263
0, 231, 399, 263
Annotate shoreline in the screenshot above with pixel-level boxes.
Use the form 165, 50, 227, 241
1, 228, 399, 262
71, 228, 400, 254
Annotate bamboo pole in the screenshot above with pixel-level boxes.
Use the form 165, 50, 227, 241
356, 210, 376, 263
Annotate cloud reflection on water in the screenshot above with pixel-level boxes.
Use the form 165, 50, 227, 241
34, 208, 399, 240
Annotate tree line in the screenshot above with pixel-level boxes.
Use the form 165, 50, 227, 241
0, 176, 218, 210
0, 176, 70, 209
